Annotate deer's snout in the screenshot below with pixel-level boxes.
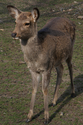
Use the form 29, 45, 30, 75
11, 33, 17, 38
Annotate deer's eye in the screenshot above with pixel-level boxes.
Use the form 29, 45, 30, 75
25, 23, 30, 26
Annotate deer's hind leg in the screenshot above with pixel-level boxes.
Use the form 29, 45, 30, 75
52, 64, 64, 106
66, 57, 75, 97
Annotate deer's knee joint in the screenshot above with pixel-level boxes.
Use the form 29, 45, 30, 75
42, 88, 48, 95
32, 88, 37, 94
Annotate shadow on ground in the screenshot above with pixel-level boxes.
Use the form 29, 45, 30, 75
48, 74, 83, 123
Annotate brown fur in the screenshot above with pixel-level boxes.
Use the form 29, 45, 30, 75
7, 5, 76, 123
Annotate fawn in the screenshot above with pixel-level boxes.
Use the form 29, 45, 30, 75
7, 5, 76, 124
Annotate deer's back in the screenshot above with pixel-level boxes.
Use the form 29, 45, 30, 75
38, 17, 75, 67
39, 17, 75, 43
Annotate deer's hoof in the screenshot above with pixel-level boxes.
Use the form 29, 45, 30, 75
52, 103, 57, 107
52, 102, 57, 107
71, 93, 76, 98
26, 119, 31, 123
44, 119, 49, 124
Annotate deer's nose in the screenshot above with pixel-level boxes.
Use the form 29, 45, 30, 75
11, 33, 17, 38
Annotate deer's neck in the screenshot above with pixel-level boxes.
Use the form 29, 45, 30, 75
20, 32, 40, 55
21, 34, 38, 46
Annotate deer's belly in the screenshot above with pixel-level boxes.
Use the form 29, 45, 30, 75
27, 61, 48, 72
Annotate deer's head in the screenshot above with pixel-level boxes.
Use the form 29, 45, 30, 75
7, 5, 40, 40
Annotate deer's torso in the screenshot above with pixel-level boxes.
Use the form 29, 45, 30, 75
20, 17, 74, 72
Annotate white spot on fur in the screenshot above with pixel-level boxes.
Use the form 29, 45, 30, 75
37, 74, 41, 83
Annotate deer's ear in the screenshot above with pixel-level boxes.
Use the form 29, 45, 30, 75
32, 8, 40, 22
7, 5, 21, 19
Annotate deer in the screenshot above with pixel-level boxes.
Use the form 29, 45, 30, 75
7, 5, 76, 124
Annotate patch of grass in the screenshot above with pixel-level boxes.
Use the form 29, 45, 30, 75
0, 0, 83, 125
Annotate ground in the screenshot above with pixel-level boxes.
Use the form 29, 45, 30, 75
0, 0, 83, 125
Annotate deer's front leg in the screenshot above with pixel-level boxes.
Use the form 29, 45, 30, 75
27, 70, 41, 122
42, 70, 51, 124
